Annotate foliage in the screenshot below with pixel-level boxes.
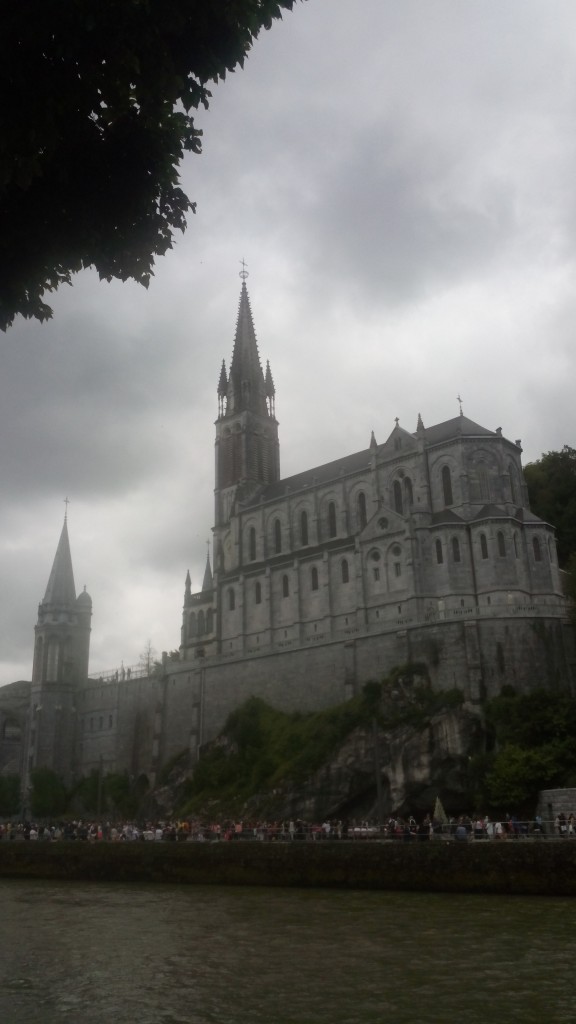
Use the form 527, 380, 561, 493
179, 672, 465, 814
0, 1, 299, 330
0, 775, 21, 816
484, 743, 571, 807
157, 748, 190, 786
72, 770, 150, 818
524, 446, 576, 567
73, 770, 102, 814
29, 767, 68, 817
477, 688, 576, 809
102, 772, 150, 818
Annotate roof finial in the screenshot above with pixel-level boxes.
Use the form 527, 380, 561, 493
239, 258, 249, 282
63, 496, 70, 521
394, 416, 399, 427
457, 393, 463, 416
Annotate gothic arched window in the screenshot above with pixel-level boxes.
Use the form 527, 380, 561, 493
300, 510, 309, 546
206, 608, 214, 632
46, 639, 60, 681
311, 567, 319, 591
452, 537, 461, 562
341, 558, 349, 583
533, 536, 542, 562
228, 588, 235, 611
509, 463, 520, 505
480, 533, 488, 559
255, 581, 262, 605
188, 612, 197, 637
249, 527, 256, 562
477, 461, 490, 501
328, 502, 337, 538
497, 531, 506, 557
404, 477, 413, 507
357, 491, 367, 530
282, 574, 289, 598
197, 610, 205, 635
442, 466, 453, 507
393, 480, 403, 515
435, 539, 443, 564
274, 518, 282, 554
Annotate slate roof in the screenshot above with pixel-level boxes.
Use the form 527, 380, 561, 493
42, 518, 76, 607
261, 448, 374, 503
430, 509, 465, 525
240, 413, 516, 511
422, 415, 497, 446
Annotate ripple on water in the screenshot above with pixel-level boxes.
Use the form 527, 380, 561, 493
1, 882, 575, 1023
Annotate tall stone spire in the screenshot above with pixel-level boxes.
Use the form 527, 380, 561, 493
42, 516, 76, 608
214, 271, 280, 525
226, 281, 269, 416
27, 513, 92, 786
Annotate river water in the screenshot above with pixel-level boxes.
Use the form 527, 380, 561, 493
0, 880, 574, 1023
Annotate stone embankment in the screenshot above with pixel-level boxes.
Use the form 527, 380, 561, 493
1, 840, 576, 895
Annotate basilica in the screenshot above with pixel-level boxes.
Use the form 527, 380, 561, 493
0, 279, 573, 790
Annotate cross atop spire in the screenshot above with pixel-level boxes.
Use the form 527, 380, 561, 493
457, 393, 463, 416
239, 258, 249, 281
63, 496, 70, 521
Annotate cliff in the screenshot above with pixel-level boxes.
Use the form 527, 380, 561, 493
249, 704, 484, 821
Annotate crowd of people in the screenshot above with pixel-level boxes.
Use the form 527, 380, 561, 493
0, 812, 573, 843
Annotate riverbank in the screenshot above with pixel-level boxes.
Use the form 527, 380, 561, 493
1, 839, 575, 894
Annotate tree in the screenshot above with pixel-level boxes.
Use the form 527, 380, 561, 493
0, 1, 300, 331
0, 775, 21, 817
524, 446, 576, 567
30, 767, 68, 817
139, 639, 158, 675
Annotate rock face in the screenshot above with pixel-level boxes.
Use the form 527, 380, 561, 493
270, 704, 484, 821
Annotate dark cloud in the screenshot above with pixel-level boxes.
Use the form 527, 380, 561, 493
1, 0, 575, 684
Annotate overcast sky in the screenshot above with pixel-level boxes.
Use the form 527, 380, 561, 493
1, 0, 575, 686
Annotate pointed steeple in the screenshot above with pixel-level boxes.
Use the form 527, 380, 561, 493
202, 549, 213, 592
217, 360, 228, 417
214, 271, 281, 521
184, 569, 192, 607
43, 517, 77, 608
370, 430, 377, 450
227, 281, 268, 416
218, 360, 228, 395
265, 359, 276, 417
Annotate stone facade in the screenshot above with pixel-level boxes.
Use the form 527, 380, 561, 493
1, 280, 573, 792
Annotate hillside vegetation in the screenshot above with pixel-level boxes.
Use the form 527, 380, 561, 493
169, 666, 464, 817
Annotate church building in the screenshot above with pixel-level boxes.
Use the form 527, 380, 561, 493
0, 276, 573, 790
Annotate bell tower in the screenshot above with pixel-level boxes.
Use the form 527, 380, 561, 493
214, 269, 280, 528
26, 509, 91, 784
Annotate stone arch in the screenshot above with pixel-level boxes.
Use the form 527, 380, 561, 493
393, 479, 403, 515
441, 465, 453, 507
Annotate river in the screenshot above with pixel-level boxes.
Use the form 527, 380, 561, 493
0, 880, 573, 1023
